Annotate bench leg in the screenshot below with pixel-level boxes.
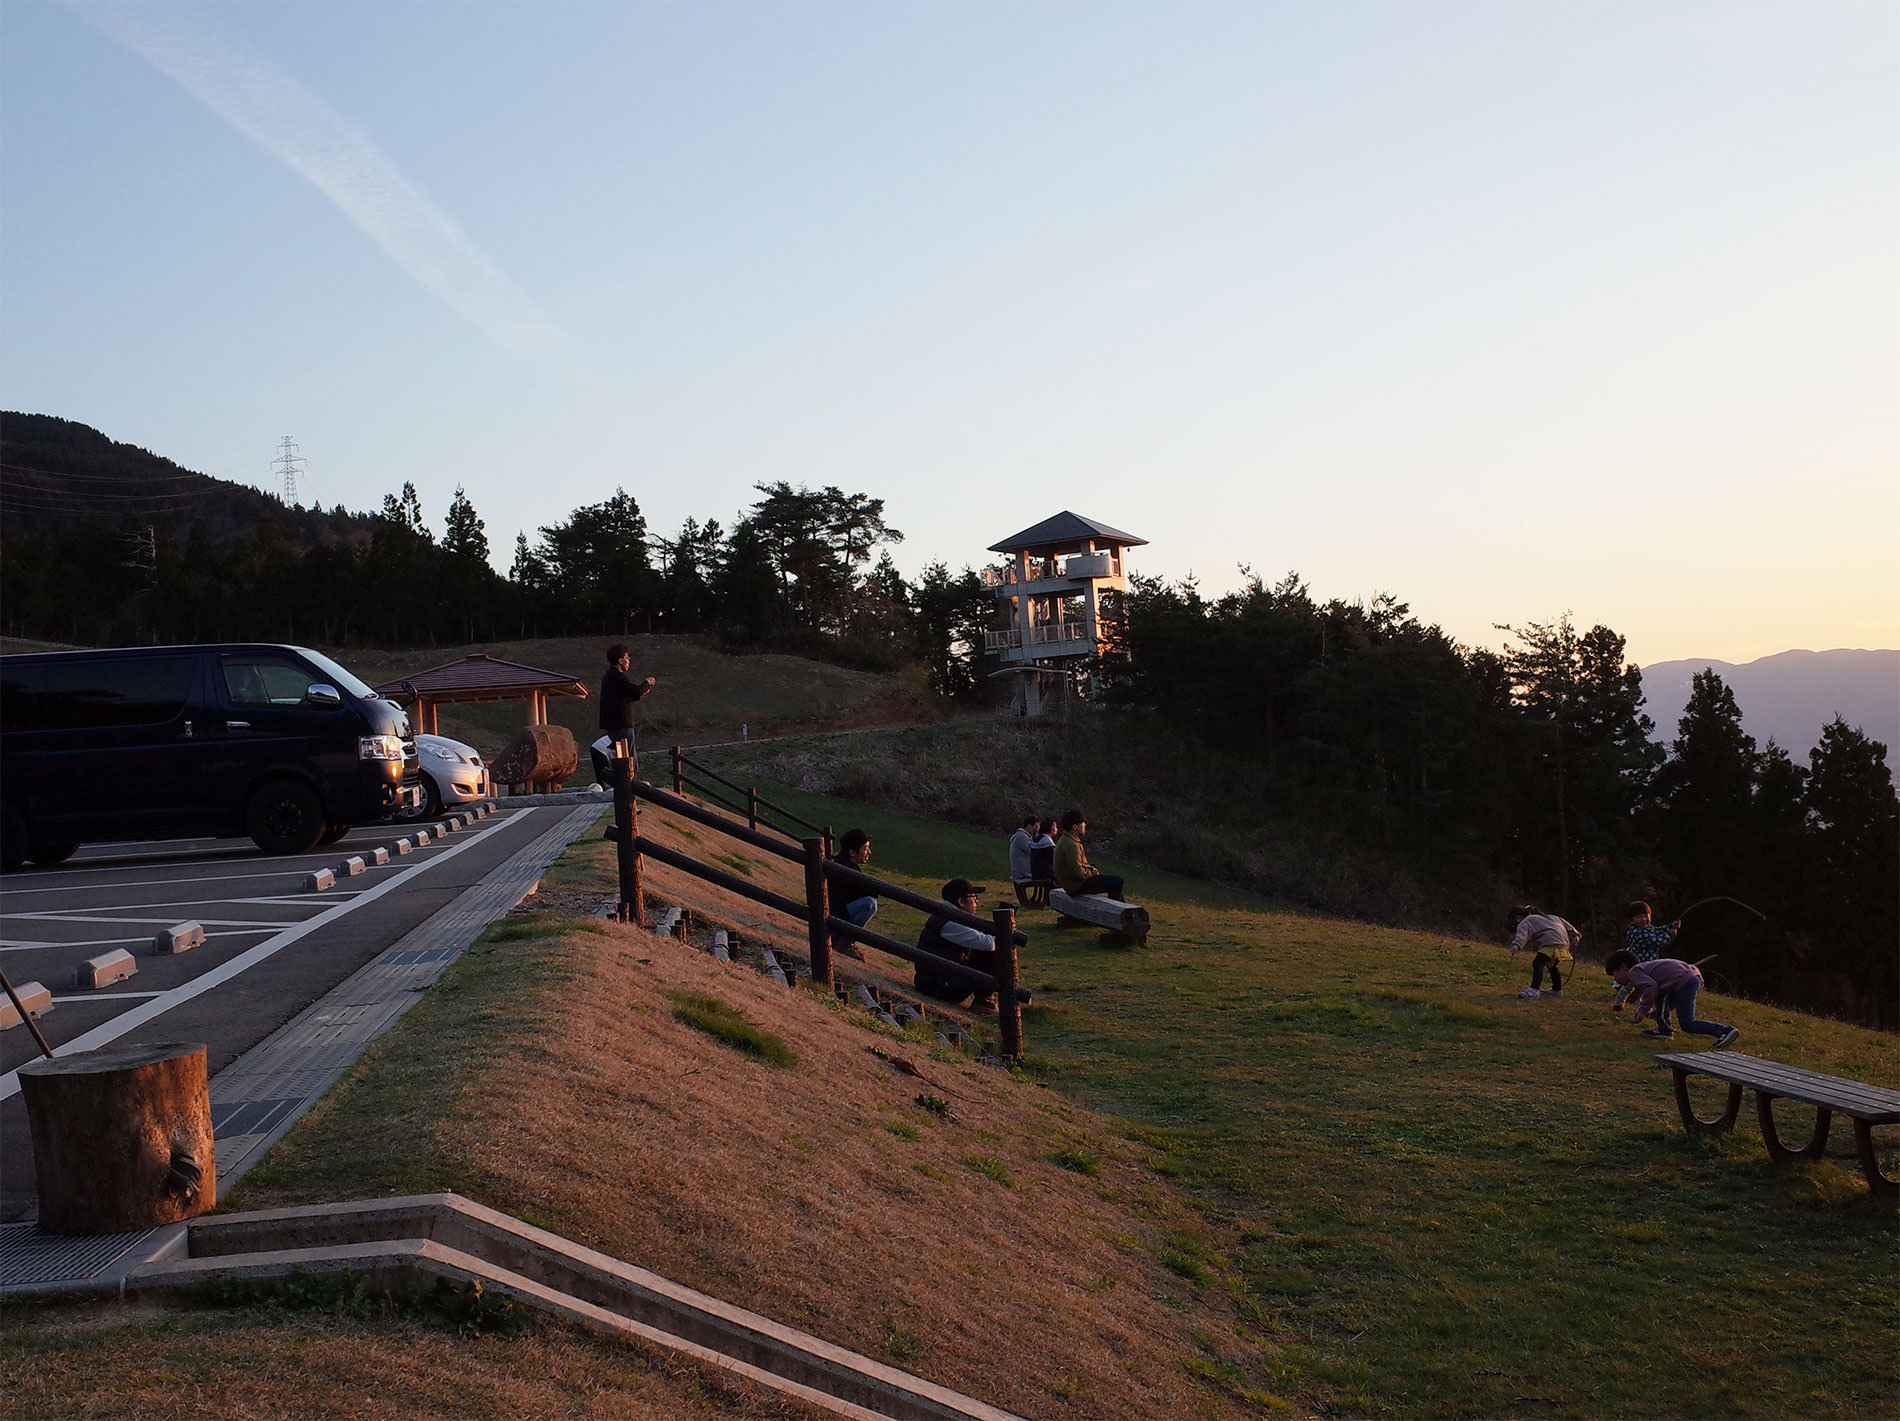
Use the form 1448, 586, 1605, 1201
1755, 1093, 1831, 1163
1672, 1069, 1742, 1133
1852, 1119, 1898, 1199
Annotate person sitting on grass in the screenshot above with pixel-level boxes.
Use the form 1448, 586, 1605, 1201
913, 878, 998, 1014
1053, 810, 1124, 900
1505, 904, 1579, 998
1604, 949, 1739, 1046
1613, 900, 1679, 1012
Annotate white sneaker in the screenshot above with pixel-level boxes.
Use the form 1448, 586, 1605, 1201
1517, 987, 1541, 999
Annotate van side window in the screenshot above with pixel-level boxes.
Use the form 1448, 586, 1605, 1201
221, 656, 322, 708
0, 657, 196, 731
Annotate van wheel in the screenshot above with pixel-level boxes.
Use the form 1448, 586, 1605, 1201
318, 824, 350, 845
247, 781, 326, 856
28, 842, 80, 867
0, 806, 27, 873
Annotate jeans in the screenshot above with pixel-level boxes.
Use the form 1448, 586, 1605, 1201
1073, 874, 1124, 899
842, 896, 877, 928
1658, 977, 1729, 1038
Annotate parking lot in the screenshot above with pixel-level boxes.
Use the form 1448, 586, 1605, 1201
1, 800, 600, 1219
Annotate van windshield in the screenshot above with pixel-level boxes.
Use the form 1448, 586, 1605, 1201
296, 649, 380, 701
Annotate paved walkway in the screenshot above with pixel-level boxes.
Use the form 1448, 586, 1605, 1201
0, 801, 603, 1295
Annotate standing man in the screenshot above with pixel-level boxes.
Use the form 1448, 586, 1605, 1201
592, 643, 656, 785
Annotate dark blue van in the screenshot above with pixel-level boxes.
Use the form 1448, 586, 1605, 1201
0, 644, 419, 870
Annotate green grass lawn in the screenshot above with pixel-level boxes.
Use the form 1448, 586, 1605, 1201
698, 768, 1899, 1419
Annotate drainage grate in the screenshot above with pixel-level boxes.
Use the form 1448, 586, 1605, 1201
383, 946, 460, 966
212, 1098, 301, 1138
0, 1222, 155, 1288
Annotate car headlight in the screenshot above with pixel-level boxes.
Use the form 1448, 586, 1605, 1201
359, 735, 406, 762
428, 745, 462, 762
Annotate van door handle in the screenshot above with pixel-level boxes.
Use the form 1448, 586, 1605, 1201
226, 720, 251, 733
179, 721, 193, 739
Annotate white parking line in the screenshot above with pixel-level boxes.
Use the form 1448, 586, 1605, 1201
1, 819, 508, 1101
49, 991, 170, 1003
1, 927, 279, 953
3, 914, 307, 929
0, 866, 355, 897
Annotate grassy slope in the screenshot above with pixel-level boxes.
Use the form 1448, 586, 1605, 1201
5, 721, 1893, 1417
684, 773, 1900, 1419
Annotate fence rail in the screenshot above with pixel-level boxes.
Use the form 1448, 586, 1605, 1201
670, 746, 829, 849
610, 765, 1026, 1056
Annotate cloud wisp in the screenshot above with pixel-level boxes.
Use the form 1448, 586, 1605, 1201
80, 3, 567, 358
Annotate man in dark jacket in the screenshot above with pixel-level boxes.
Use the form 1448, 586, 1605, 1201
592, 643, 656, 784
914, 878, 997, 1012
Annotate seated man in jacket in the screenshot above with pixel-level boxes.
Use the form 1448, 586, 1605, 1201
1053, 810, 1125, 899
913, 878, 997, 1013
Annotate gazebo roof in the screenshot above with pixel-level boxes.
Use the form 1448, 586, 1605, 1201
989, 511, 1147, 554
372, 653, 588, 705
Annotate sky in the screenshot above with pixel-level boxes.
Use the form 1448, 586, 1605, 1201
1, 0, 1894, 669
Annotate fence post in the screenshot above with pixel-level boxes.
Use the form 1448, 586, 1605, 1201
747, 786, 760, 833
614, 742, 642, 925
802, 837, 833, 993
671, 745, 684, 795
991, 905, 1021, 1060
823, 824, 835, 860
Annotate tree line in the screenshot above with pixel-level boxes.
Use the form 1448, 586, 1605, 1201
0, 478, 996, 701
1095, 574, 1897, 1029
1, 450, 1890, 1027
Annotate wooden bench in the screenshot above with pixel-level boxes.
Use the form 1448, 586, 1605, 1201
1048, 889, 1150, 944
1653, 1051, 1899, 1198
1012, 878, 1052, 908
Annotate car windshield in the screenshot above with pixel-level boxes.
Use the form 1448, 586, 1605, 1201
294, 648, 380, 701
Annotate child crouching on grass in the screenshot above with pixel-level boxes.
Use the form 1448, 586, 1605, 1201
1505, 905, 1580, 998
1604, 949, 1739, 1047
1613, 900, 1679, 1012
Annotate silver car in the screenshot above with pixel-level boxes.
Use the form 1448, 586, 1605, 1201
405, 733, 492, 819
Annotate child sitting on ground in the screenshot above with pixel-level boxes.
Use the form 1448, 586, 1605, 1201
1505, 905, 1580, 998
1603, 949, 1739, 1047
1614, 900, 1679, 1012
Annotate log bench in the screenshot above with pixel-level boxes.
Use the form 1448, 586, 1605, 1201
1048, 889, 1150, 944
1653, 1050, 1899, 1198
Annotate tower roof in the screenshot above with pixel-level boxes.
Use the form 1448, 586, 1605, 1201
988, 511, 1147, 554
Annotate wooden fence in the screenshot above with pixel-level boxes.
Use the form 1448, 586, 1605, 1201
605, 751, 1027, 1057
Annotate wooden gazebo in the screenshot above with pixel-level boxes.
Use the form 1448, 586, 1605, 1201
372, 653, 588, 735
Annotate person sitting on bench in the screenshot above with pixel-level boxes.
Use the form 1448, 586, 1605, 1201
914, 878, 997, 1013
1008, 815, 1044, 882
1030, 818, 1056, 881
1054, 810, 1124, 899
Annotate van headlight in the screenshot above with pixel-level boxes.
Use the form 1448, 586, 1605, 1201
359, 735, 406, 762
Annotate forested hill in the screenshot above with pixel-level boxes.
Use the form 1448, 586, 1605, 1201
0, 412, 370, 549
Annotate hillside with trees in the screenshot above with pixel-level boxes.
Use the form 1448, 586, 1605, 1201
4, 412, 1893, 1027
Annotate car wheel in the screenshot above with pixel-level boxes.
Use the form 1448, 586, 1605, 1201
398, 775, 443, 823
27, 842, 80, 867
318, 823, 350, 845
247, 780, 327, 856
0, 805, 28, 873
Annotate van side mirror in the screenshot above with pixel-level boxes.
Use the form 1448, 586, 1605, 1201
305, 683, 342, 708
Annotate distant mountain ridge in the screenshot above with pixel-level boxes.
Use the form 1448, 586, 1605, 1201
1641, 649, 1898, 769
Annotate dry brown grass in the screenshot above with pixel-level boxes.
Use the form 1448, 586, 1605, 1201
218, 803, 1293, 1419
0, 1299, 828, 1420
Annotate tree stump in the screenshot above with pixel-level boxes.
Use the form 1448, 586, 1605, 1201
18, 1042, 216, 1234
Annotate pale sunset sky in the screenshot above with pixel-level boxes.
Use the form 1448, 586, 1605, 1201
1, 1, 1893, 668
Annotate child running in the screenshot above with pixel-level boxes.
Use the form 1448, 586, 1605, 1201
1505, 905, 1580, 998
1613, 900, 1680, 1012
1604, 950, 1739, 1046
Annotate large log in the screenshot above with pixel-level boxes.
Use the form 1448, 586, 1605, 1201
18, 1042, 216, 1234
491, 724, 578, 790
1049, 889, 1151, 943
